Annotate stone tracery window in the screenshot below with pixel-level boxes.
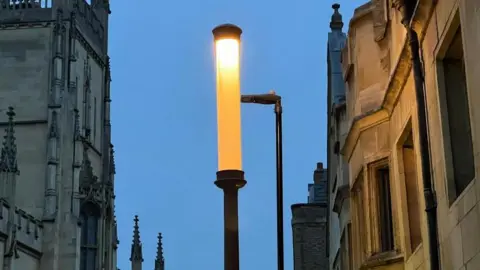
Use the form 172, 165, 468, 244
80, 202, 100, 270
83, 80, 91, 139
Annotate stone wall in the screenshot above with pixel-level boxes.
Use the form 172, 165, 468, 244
339, 0, 480, 269
291, 204, 328, 270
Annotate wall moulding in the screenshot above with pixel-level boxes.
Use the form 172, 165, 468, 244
341, 0, 437, 163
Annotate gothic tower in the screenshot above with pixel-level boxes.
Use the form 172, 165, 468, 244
130, 215, 166, 270
0, 0, 116, 269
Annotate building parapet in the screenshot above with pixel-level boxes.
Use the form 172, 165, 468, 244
76, 0, 105, 51
291, 203, 327, 225
0, 199, 43, 254
0, 0, 52, 24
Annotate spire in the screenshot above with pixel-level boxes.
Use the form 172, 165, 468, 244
130, 215, 143, 262
0, 107, 18, 173
155, 233, 165, 270
330, 3, 344, 30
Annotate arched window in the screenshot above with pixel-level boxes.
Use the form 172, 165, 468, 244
80, 203, 100, 270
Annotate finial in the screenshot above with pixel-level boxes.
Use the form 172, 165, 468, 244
130, 215, 143, 262
0, 107, 18, 173
155, 232, 165, 270
106, 56, 112, 81
109, 145, 116, 175
330, 3, 344, 30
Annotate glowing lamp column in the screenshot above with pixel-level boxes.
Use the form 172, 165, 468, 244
213, 24, 246, 270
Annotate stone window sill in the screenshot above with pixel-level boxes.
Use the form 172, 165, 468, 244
332, 184, 349, 214
360, 250, 403, 269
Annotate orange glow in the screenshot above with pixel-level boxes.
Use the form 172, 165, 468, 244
215, 38, 242, 171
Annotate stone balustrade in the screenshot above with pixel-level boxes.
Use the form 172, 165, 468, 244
0, 200, 43, 254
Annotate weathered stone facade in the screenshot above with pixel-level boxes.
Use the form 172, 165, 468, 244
0, 1, 165, 269
0, 0, 118, 269
325, 4, 351, 270
292, 204, 328, 270
291, 163, 328, 270
336, 0, 480, 269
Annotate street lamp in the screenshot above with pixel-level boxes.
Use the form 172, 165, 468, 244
241, 92, 284, 270
212, 24, 285, 270
212, 23, 246, 270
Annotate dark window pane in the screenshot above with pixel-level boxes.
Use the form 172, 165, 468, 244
81, 212, 88, 244
80, 249, 86, 270
87, 215, 98, 245
443, 28, 475, 198
87, 249, 97, 269
80, 204, 99, 270
378, 167, 394, 252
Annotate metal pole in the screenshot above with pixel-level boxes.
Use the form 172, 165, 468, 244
215, 170, 246, 270
224, 187, 240, 270
275, 100, 284, 270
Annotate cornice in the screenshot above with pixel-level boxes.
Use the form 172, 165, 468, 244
0, 21, 51, 29
76, 27, 106, 67
332, 184, 350, 214
341, 108, 389, 160
340, 0, 436, 162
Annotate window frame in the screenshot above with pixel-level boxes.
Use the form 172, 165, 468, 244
394, 118, 424, 256
351, 169, 367, 267
367, 158, 397, 254
80, 202, 100, 270
434, 10, 476, 205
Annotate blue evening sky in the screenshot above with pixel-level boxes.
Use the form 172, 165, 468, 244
110, 0, 366, 269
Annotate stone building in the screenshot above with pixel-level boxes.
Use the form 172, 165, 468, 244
0, 0, 161, 269
0, 0, 120, 268
0, 0, 167, 269
325, 4, 351, 270
337, 0, 480, 269
291, 163, 328, 270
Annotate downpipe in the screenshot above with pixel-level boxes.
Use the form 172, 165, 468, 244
402, 0, 440, 269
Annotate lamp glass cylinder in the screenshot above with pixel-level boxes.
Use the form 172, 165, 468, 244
213, 24, 242, 171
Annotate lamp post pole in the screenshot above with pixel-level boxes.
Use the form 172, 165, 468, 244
241, 92, 284, 270
212, 24, 245, 270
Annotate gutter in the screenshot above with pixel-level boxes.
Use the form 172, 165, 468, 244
401, 0, 440, 269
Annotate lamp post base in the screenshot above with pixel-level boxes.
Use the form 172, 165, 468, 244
215, 170, 246, 270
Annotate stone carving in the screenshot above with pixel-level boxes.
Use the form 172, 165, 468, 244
4, 228, 19, 259
78, 143, 103, 207
0, 108, 18, 174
